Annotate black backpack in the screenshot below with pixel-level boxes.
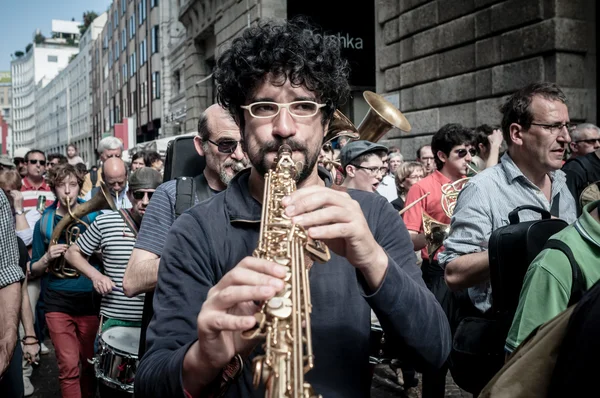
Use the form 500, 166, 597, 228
449, 201, 578, 394
138, 173, 213, 359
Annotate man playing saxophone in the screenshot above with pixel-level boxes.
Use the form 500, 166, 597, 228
135, 18, 451, 398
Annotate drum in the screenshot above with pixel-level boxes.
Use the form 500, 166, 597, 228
94, 326, 141, 393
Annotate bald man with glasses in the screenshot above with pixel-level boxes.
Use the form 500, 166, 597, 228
123, 103, 248, 297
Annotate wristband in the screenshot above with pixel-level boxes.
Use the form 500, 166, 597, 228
22, 336, 39, 345
200, 354, 244, 398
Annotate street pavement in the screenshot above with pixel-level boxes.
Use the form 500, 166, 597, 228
30, 341, 472, 398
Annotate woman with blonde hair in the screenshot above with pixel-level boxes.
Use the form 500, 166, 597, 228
391, 161, 425, 211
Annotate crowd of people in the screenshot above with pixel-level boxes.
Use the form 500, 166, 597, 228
0, 16, 599, 398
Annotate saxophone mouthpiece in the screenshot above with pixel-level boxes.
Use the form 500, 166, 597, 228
278, 144, 292, 155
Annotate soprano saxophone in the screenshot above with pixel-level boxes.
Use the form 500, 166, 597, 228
242, 145, 331, 398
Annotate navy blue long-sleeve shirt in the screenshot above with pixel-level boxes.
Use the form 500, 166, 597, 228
135, 169, 451, 397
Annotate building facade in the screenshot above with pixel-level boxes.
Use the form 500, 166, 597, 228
11, 21, 81, 154
35, 14, 107, 165
175, 0, 596, 158
0, 72, 11, 124
90, 0, 170, 156
376, 0, 597, 156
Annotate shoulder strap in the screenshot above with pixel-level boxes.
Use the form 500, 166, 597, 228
118, 209, 139, 237
550, 193, 560, 217
544, 239, 586, 306
175, 177, 196, 218
193, 173, 213, 203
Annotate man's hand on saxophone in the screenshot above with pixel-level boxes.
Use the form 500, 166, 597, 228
283, 185, 389, 291
182, 257, 287, 396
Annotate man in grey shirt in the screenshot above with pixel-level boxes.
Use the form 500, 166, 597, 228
439, 82, 577, 313
122, 104, 248, 297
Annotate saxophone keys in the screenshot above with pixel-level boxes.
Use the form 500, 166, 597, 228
266, 297, 293, 319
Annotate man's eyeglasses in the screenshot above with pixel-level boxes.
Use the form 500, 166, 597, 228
456, 148, 477, 158
530, 122, 577, 134
207, 139, 240, 154
14, 158, 25, 166
241, 101, 326, 119
132, 191, 154, 201
28, 159, 46, 166
575, 138, 600, 145
352, 164, 387, 176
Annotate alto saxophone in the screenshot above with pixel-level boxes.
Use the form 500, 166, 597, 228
243, 145, 331, 398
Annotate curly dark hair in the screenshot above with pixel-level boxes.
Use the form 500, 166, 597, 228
431, 123, 475, 170
215, 17, 351, 133
500, 82, 567, 146
47, 163, 84, 195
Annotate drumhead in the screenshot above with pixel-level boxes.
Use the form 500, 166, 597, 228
101, 326, 141, 355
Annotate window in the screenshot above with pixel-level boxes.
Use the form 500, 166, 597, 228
140, 81, 147, 107
151, 25, 159, 54
173, 70, 181, 93
138, 1, 146, 25
140, 40, 147, 65
122, 29, 127, 50
122, 63, 128, 84
121, 0, 126, 15
48, 55, 58, 62
130, 52, 136, 75
129, 15, 136, 39
131, 90, 137, 113
152, 72, 160, 99
114, 42, 119, 60
151, 0, 158, 7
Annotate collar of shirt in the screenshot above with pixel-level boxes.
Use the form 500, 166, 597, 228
431, 170, 452, 186
500, 152, 567, 190
224, 167, 333, 223
574, 200, 600, 249
22, 177, 50, 191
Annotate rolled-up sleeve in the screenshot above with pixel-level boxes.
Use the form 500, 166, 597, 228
438, 182, 492, 268
359, 195, 451, 369
0, 192, 24, 287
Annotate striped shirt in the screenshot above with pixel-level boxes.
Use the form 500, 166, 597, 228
75, 211, 144, 321
438, 153, 577, 313
134, 179, 200, 256
21, 178, 55, 213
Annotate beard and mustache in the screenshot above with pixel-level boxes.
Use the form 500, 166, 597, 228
246, 137, 321, 184
219, 157, 250, 186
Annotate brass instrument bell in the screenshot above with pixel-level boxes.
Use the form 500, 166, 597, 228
324, 91, 412, 145
48, 182, 117, 278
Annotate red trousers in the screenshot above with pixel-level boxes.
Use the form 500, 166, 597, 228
45, 312, 99, 398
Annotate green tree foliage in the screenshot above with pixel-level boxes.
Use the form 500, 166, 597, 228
79, 11, 99, 35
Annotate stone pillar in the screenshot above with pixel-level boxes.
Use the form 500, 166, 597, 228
183, 38, 209, 133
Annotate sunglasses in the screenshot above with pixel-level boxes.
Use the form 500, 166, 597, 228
207, 139, 240, 154
456, 148, 477, 158
28, 159, 47, 166
322, 143, 333, 153
575, 138, 600, 145
132, 191, 154, 200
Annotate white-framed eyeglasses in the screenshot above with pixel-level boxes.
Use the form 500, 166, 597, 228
240, 101, 326, 119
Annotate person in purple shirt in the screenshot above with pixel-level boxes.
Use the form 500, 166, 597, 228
135, 17, 451, 398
